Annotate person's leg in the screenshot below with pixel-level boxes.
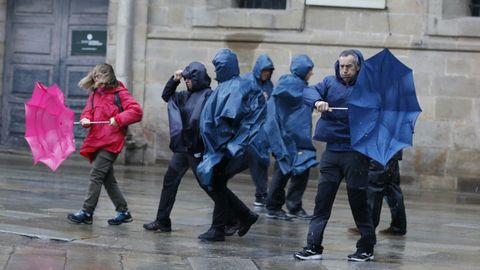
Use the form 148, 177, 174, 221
82, 150, 118, 214
266, 162, 289, 210
155, 153, 189, 223
143, 153, 189, 231
343, 151, 376, 258
296, 150, 342, 260
384, 160, 407, 234
248, 155, 269, 206
368, 166, 388, 229
286, 168, 310, 218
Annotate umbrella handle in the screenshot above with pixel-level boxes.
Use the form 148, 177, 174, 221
330, 107, 348, 110
73, 121, 110, 125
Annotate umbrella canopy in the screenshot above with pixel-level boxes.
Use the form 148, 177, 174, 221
348, 48, 422, 166
24, 82, 76, 171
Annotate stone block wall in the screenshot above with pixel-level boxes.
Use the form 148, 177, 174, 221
107, 0, 480, 192
0, 0, 6, 131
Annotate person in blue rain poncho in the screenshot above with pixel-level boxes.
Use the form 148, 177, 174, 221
294, 49, 376, 262
196, 48, 266, 241
241, 54, 274, 207
263, 54, 318, 221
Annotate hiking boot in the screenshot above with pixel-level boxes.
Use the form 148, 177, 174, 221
379, 226, 406, 235
67, 210, 93, 224
293, 247, 323, 260
254, 196, 267, 207
107, 211, 133, 225
287, 209, 313, 220
347, 250, 374, 262
224, 224, 240, 236
266, 209, 293, 220
198, 227, 225, 242
238, 211, 259, 237
143, 220, 172, 232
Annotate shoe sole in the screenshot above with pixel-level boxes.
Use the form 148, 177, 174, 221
294, 253, 322, 260
67, 216, 92, 225
253, 202, 265, 207
143, 226, 172, 232
347, 255, 374, 262
198, 237, 225, 242
108, 218, 133, 225
266, 214, 293, 220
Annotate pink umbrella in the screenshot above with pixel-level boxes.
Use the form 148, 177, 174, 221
24, 82, 76, 171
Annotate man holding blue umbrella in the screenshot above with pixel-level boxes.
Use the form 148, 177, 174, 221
294, 49, 376, 262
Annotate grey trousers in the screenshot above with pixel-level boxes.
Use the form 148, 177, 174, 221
82, 150, 128, 214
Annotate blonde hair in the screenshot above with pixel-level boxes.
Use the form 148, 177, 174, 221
78, 63, 119, 91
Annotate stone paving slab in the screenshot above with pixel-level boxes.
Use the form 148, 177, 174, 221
1, 152, 480, 269
188, 257, 258, 270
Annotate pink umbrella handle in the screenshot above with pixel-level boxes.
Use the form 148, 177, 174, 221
73, 121, 110, 125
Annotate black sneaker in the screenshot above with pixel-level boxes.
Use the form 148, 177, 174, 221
254, 196, 267, 207
198, 227, 225, 242
287, 209, 313, 220
67, 210, 93, 224
238, 211, 259, 237
266, 209, 293, 220
143, 220, 171, 232
108, 211, 133, 225
224, 224, 240, 236
347, 250, 374, 262
293, 247, 323, 260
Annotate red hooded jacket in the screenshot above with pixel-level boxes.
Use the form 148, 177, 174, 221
80, 81, 143, 162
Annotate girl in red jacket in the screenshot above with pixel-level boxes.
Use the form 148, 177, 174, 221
67, 63, 143, 225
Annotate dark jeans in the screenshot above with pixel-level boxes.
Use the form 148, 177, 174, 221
307, 150, 376, 253
368, 159, 407, 233
249, 156, 268, 199
266, 162, 309, 212
155, 152, 208, 226
211, 155, 252, 229
83, 150, 127, 214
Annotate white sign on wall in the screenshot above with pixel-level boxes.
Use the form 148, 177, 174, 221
306, 0, 386, 9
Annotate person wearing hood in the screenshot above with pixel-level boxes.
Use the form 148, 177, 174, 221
294, 50, 376, 262
143, 62, 215, 233
263, 54, 318, 221
241, 54, 274, 207
196, 48, 265, 242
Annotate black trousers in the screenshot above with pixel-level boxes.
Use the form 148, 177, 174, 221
249, 156, 268, 199
155, 152, 209, 226
266, 161, 309, 212
307, 150, 376, 253
210, 154, 252, 229
368, 159, 407, 233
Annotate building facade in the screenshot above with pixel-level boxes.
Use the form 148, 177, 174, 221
0, 0, 479, 192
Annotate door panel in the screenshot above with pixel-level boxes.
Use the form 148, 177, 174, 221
2, 0, 108, 146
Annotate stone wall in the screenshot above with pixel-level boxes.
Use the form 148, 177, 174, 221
111, 0, 480, 192
0, 0, 6, 132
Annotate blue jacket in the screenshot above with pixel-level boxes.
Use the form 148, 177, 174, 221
264, 54, 318, 175
304, 50, 364, 151
197, 49, 267, 188
162, 62, 212, 155
242, 54, 274, 98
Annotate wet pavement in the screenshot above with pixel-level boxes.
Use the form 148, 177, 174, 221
0, 151, 480, 270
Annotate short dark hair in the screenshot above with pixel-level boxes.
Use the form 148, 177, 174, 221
339, 50, 359, 66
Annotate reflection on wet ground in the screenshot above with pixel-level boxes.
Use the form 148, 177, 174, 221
0, 152, 479, 269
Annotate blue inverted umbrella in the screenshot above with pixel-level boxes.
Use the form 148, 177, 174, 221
348, 48, 422, 166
